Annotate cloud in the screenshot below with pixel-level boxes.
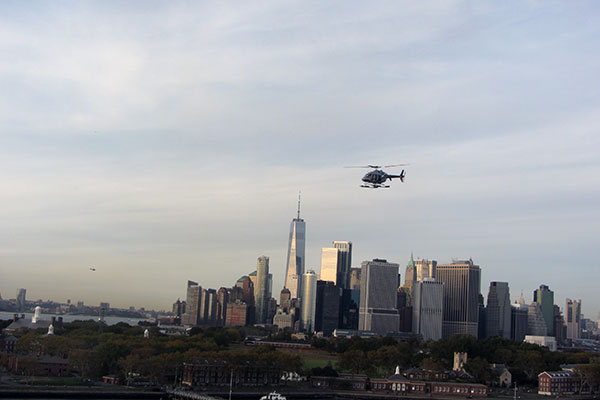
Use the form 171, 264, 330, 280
0, 1, 599, 316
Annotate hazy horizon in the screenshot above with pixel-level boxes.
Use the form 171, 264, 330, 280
1, 1, 599, 319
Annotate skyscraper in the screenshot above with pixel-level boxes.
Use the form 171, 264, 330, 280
202, 289, 217, 325
300, 270, 317, 332
279, 288, 291, 311
172, 298, 185, 318
412, 279, 444, 341
565, 298, 582, 340
437, 259, 481, 338
486, 282, 511, 339
527, 302, 548, 336
533, 285, 555, 336
320, 247, 341, 284
359, 259, 400, 336
284, 195, 306, 299
216, 287, 229, 325
315, 280, 340, 336
349, 268, 361, 290
333, 241, 352, 289
255, 256, 270, 324
415, 259, 437, 281
16, 288, 26, 312
511, 303, 529, 342
182, 281, 201, 326
553, 305, 565, 345
403, 255, 417, 291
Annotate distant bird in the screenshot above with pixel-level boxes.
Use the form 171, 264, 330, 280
90, 267, 96, 271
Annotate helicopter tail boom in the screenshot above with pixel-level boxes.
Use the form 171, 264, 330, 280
388, 170, 406, 182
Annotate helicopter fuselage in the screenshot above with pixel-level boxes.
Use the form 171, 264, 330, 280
362, 169, 389, 185
360, 168, 405, 188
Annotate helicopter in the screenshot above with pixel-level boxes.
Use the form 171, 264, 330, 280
346, 164, 409, 188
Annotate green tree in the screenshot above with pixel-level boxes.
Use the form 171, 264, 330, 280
465, 357, 493, 384
421, 357, 445, 374
69, 349, 102, 378
338, 350, 374, 375
575, 364, 600, 394
96, 341, 130, 375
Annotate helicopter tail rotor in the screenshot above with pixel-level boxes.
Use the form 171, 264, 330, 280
400, 170, 405, 182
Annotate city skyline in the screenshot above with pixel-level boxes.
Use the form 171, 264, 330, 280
1, 2, 599, 317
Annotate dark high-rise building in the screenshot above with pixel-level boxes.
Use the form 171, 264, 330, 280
511, 303, 529, 342
359, 259, 400, 336
240, 277, 255, 325
240, 277, 255, 306
397, 289, 412, 333
267, 297, 277, 324
349, 268, 361, 290
284, 195, 306, 299
228, 286, 244, 303
528, 302, 548, 336
553, 305, 565, 346
173, 298, 186, 318
437, 259, 481, 338
199, 288, 218, 325
216, 287, 229, 325
339, 288, 359, 330
533, 285, 555, 336
315, 280, 340, 336
478, 294, 487, 339
279, 288, 291, 312
333, 241, 352, 289
486, 282, 511, 339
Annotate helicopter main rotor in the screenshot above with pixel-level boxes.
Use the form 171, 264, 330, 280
345, 163, 409, 169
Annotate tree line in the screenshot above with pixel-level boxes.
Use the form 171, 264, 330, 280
5, 320, 598, 389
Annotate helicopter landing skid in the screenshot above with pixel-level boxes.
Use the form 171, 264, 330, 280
361, 184, 390, 189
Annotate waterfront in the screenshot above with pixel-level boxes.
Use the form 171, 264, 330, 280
0, 311, 148, 326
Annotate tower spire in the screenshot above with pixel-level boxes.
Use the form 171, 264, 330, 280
297, 191, 301, 219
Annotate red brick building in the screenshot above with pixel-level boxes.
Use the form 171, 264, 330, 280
312, 372, 487, 397
8, 355, 69, 376
182, 360, 279, 387
538, 371, 580, 396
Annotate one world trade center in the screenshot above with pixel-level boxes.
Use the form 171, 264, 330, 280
284, 194, 305, 299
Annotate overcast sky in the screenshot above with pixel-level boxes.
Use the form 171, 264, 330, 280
1, 1, 599, 319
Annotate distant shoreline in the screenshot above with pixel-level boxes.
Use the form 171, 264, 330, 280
0, 311, 148, 326
0, 388, 164, 399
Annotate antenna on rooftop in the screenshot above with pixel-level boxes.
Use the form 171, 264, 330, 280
297, 191, 301, 219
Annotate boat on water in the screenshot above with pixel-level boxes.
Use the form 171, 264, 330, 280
259, 392, 286, 400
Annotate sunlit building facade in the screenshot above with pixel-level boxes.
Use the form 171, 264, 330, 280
255, 256, 270, 324
320, 247, 341, 285
284, 198, 305, 299
565, 298, 581, 340
300, 270, 317, 332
